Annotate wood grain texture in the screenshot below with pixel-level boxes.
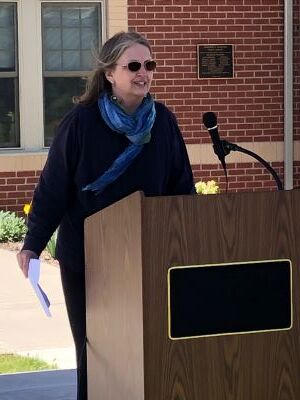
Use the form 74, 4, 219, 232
85, 192, 144, 400
85, 190, 300, 400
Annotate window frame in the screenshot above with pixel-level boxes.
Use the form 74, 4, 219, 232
41, 1, 104, 147
41, 1, 103, 78
0, 0, 106, 153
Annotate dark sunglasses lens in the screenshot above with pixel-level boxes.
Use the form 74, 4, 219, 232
145, 60, 156, 71
127, 60, 156, 72
128, 62, 141, 72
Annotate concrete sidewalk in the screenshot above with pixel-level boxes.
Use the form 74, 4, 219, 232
0, 248, 76, 369
0, 369, 76, 400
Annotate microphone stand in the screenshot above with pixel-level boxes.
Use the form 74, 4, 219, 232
220, 140, 283, 191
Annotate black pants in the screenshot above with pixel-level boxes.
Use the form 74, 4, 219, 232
59, 263, 87, 400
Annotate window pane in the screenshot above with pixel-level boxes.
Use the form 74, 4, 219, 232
0, 4, 14, 27
42, 4, 100, 72
0, 50, 14, 70
0, 28, 14, 49
45, 27, 61, 50
0, 3, 19, 148
81, 50, 94, 71
43, 7, 61, 27
42, 3, 102, 145
81, 7, 98, 27
45, 51, 62, 71
62, 28, 80, 50
82, 28, 97, 50
62, 50, 80, 70
44, 77, 86, 146
0, 4, 16, 71
62, 8, 80, 27
0, 78, 19, 147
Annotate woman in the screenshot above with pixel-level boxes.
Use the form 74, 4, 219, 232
17, 31, 194, 400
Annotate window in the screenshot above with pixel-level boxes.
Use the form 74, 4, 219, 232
42, 3, 102, 146
0, 3, 19, 148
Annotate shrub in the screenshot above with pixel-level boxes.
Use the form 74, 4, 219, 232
0, 210, 27, 242
0, 353, 57, 373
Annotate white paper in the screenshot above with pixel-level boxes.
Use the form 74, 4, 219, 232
28, 259, 52, 317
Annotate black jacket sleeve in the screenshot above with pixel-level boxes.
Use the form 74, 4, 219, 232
167, 112, 195, 195
22, 108, 80, 256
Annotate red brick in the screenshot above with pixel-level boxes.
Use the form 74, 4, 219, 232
7, 178, 26, 184
228, 182, 246, 189
5, 205, 22, 212
17, 198, 31, 205
0, 199, 17, 205
0, 172, 16, 178
17, 184, 36, 191
0, 185, 16, 192
7, 192, 26, 198
17, 171, 36, 177
26, 177, 39, 184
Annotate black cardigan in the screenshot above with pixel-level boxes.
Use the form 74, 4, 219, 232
23, 100, 195, 272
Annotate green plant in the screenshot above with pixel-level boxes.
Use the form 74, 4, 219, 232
0, 353, 57, 373
46, 229, 57, 259
0, 210, 27, 242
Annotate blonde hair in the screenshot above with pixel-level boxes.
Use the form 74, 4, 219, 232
74, 31, 152, 105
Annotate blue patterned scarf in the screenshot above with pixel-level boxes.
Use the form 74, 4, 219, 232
82, 92, 156, 195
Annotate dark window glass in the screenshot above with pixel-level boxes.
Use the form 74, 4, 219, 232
44, 76, 86, 146
0, 4, 19, 148
0, 78, 19, 147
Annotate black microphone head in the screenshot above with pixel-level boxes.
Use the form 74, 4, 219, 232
203, 112, 217, 129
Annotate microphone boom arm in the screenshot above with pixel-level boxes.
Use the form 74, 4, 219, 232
221, 140, 283, 191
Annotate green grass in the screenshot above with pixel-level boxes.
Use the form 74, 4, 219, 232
0, 353, 57, 374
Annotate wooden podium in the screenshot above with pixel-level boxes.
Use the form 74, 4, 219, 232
84, 190, 300, 400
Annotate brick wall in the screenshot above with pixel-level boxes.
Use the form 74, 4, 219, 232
0, 171, 40, 215
193, 161, 284, 192
128, 0, 298, 192
128, 0, 285, 142
0, 1, 299, 214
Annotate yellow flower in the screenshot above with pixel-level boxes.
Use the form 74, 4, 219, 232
195, 180, 219, 195
23, 203, 32, 215
195, 181, 206, 193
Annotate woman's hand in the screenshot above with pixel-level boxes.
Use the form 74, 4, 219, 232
16, 250, 39, 278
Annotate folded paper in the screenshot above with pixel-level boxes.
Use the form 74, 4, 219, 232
28, 259, 51, 317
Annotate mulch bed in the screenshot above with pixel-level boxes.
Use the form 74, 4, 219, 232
0, 242, 59, 266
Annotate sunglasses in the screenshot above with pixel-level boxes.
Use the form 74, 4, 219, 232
118, 60, 157, 72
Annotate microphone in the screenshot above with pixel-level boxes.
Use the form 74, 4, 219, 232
202, 112, 283, 191
202, 112, 225, 164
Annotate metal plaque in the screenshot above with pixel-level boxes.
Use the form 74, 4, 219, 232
197, 44, 234, 79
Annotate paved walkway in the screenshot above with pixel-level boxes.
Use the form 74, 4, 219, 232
0, 369, 76, 400
0, 248, 77, 399
0, 248, 75, 367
